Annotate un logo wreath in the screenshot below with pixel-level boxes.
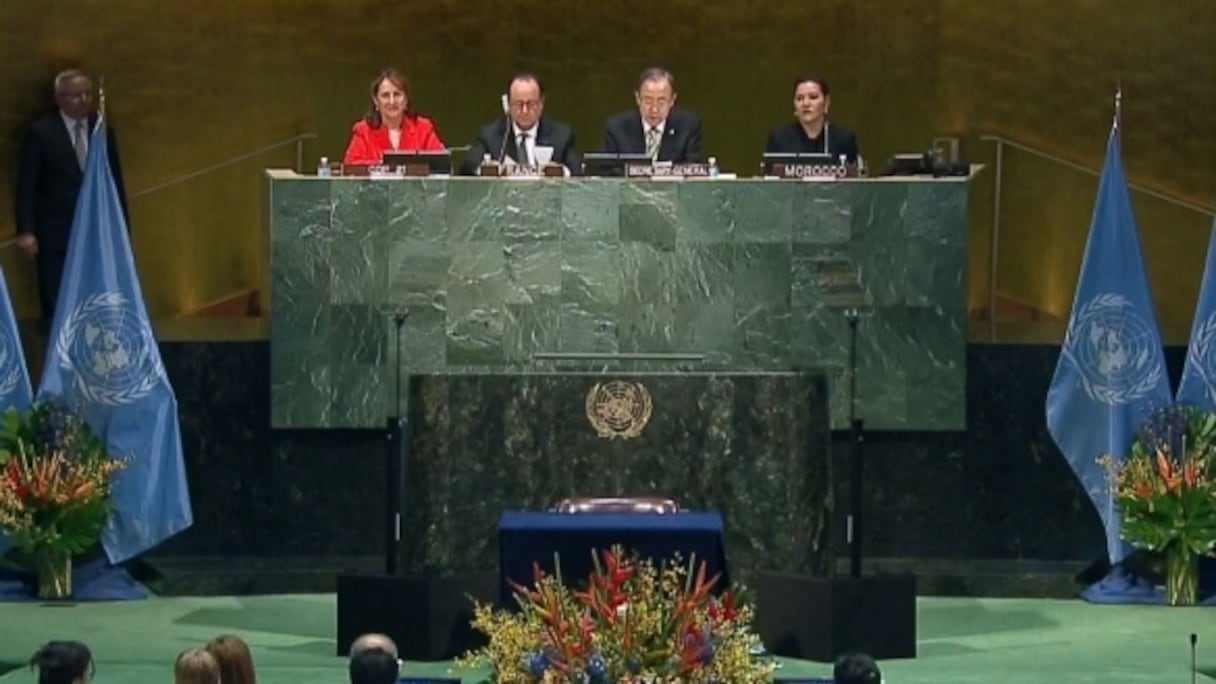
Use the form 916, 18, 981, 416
55, 291, 164, 406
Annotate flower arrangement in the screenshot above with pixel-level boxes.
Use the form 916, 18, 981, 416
1099, 403, 1216, 604
455, 547, 776, 684
0, 402, 126, 598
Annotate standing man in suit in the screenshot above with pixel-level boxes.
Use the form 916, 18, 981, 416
600, 68, 702, 164
15, 68, 129, 327
460, 72, 580, 175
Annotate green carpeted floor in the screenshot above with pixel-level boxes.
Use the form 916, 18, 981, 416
0, 594, 1211, 684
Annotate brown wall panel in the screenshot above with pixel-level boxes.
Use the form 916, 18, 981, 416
0, 1, 1210, 342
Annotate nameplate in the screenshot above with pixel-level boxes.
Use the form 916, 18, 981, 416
481, 164, 563, 178
625, 163, 710, 178
772, 163, 848, 179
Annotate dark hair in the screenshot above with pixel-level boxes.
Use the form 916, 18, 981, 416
364, 67, 414, 128
637, 67, 676, 92
29, 641, 93, 684
793, 74, 831, 96
833, 652, 881, 684
205, 634, 257, 684
507, 71, 545, 98
348, 648, 398, 684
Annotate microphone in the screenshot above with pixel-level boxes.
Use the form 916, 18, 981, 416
1191, 633, 1198, 684
497, 93, 512, 163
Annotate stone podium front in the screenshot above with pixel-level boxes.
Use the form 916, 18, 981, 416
266, 171, 979, 432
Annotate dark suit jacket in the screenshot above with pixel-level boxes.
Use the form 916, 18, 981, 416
15, 111, 129, 252
765, 121, 860, 164
600, 108, 703, 163
460, 117, 580, 175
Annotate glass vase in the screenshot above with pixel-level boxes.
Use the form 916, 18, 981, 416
35, 549, 72, 601
1166, 546, 1199, 607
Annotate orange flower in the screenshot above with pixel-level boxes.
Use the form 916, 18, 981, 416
1157, 450, 1182, 492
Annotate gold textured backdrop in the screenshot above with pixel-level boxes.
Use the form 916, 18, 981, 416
0, 0, 1211, 342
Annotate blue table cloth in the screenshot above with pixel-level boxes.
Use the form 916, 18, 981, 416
497, 511, 730, 606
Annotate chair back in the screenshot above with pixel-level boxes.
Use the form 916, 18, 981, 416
555, 497, 679, 514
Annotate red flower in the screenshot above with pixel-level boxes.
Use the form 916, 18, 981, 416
708, 591, 737, 624
6, 460, 29, 501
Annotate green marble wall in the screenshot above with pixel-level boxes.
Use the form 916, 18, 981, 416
268, 173, 976, 430
401, 371, 833, 581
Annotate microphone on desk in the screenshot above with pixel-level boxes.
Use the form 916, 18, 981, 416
1192, 633, 1198, 684
497, 93, 512, 163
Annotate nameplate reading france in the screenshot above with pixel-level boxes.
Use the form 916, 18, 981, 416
625, 163, 710, 178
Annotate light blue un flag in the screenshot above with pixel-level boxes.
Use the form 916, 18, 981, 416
1046, 125, 1171, 563
1177, 218, 1216, 410
0, 266, 33, 414
0, 264, 34, 557
37, 118, 193, 564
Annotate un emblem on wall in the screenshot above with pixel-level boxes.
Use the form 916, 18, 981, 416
585, 380, 653, 440
0, 324, 24, 402
1063, 293, 1165, 406
56, 292, 164, 406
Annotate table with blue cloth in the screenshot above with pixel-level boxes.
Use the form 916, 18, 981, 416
497, 511, 730, 606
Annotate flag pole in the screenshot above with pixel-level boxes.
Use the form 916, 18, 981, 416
97, 76, 106, 129
1113, 82, 1122, 132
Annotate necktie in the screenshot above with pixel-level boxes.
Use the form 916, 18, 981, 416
518, 133, 532, 167
646, 127, 660, 161
74, 121, 87, 169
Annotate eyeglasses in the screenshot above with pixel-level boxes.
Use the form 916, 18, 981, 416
510, 100, 542, 112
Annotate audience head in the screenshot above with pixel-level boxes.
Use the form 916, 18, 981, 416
205, 634, 257, 684
365, 68, 412, 128
635, 67, 677, 128
29, 641, 93, 684
53, 69, 94, 121
348, 633, 399, 684
506, 71, 545, 131
792, 74, 831, 128
174, 648, 221, 684
833, 651, 882, 684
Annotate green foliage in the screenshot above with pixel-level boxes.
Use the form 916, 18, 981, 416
0, 401, 123, 558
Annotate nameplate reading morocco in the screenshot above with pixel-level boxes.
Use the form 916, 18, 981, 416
624, 163, 710, 178
771, 163, 848, 179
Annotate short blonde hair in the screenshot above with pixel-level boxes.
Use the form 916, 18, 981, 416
175, 648, 220, 684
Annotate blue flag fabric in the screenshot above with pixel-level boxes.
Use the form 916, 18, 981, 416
1177, 218, 1216, 410
36, 119, 192, 564
1046, 127, 1172, 564
0, 266, 33, 416
0, 264, 34, 557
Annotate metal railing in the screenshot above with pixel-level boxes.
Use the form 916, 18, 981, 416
980, 134, 1215, 341
0, 132, 318, 250
131, 132, 317, 198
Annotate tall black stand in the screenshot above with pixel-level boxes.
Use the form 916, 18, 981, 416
754, 307, 916, 662
845, 308, 864, 579
336, 310, 498, 660
385, 312, 409, 576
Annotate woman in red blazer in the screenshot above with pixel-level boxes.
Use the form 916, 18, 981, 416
343, 68, 446, 165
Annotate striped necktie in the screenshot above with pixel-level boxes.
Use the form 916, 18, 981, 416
646, 126, 660, 161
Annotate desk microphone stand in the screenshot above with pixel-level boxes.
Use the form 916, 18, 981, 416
385, 312, 409, 575
844, 307, 864, 579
